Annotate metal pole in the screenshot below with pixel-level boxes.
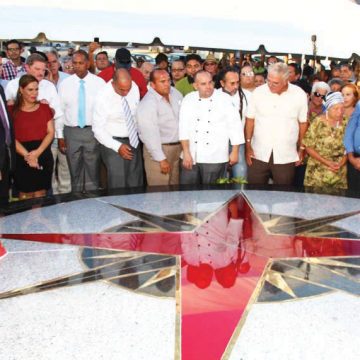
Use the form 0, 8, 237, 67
311, 34, 317, 74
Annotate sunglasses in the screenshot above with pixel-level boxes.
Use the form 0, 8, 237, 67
241, 71, 254, 77
314, 92, 326, 100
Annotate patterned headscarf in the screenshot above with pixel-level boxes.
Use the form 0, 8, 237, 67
324, 92, 344, 110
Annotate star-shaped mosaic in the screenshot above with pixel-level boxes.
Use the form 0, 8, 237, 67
1, 192, 360, 359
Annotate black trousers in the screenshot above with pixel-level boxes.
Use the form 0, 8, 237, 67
0, 150, 10, 206
347, 153, 360, 192
180, 162, 226, 185
100, 138, 144, 189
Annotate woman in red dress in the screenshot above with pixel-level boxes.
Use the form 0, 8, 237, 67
9, 74, 55, 199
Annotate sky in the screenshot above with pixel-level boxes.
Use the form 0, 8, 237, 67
0, 0, 359, 58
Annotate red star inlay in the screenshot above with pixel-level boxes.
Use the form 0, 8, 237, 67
2, 193, 360, 359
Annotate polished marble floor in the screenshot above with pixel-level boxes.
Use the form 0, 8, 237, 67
0, 186, 359, 359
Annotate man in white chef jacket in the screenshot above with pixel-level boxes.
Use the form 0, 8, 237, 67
179, 70, 244, 184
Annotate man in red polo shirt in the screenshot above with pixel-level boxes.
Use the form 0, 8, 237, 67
98, 48, 147, 99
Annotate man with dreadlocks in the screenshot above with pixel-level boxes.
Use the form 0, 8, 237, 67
219, 67, 250, 178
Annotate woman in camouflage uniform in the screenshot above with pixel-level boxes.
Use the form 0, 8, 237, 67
303, 92, 348, 189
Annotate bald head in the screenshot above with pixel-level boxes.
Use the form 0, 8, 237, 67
194, 70, 214, 98
113, 68, 131, 83
112, 68, 132, 97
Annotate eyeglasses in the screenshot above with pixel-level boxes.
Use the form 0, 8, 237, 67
204, 62, 216, 66
172, 68, 185, 72
241, 71, 254, 77
314, 92, 326, 100
7, 47, 20, 52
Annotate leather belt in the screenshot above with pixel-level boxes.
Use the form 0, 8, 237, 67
113, 136, 129, 140
66, 125, 91, 128
162, 142, 181, 146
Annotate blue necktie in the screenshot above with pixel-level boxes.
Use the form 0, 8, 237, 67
121, 97, 139, 148
78, 79, 86, 128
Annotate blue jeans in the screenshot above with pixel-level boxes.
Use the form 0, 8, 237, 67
230, 144, 247, 179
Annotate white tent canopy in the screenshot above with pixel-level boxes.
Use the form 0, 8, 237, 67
0, 0, 359, 58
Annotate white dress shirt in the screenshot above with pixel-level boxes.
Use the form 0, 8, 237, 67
246, 83, 308, 164
5, 77, 62, 125
0, 79, 8, 90
57, 72, 106, 138
93, 81, 140, 152
136, 87, 183, 161
55, 71, 70, 90
179, 90, 244, 164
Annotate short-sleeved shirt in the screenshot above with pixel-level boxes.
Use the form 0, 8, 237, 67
246, 83, 308, 164
9, 103, 53, 142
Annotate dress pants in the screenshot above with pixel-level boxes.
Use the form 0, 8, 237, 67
347, 153, 360, 192
64, 126, 100, 192
100, 137, 144, 189
180, 162, 227, 185
0, 150, 10, 205
51, 140, 71, 194
247, 153, 295, 185
143, 144, 181, 186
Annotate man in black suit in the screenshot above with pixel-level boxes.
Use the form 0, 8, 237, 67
0, 84, 15, 205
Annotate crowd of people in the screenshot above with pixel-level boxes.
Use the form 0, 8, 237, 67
0, 38, 360, 205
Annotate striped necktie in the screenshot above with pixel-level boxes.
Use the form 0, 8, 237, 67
121, 97, 139, 148
78, 79, 86, 128
0, 100, 11, 146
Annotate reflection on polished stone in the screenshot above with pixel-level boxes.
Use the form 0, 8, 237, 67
259, 211, 360, 238
0, 248, 178, 300
1, 187, 360, 359
0, 190, 238, 234
82, 248, 177, 297
104, 204, 210, 232
258, 257, 360, 303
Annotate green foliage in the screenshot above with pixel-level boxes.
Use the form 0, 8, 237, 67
215, 177, 247, 185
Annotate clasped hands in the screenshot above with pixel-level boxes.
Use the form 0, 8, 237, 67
24, 151, 42, 169
325, 160, 342, 173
